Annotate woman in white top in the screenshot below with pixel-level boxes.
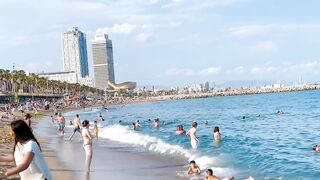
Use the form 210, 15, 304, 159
82, 120, 93, 172
0, 120, 51, 180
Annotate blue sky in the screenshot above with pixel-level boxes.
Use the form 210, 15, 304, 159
1, 0, 320, 86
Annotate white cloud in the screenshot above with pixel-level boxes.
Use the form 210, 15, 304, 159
228, 23, 320, 38
0, 32, 59, 46
96, 24, 138, 35
253, 41, 279, 53
198, 66, 222, 76
96, 22, 181, 35
162, 0, 240, 11
282, 61, 320, 74
228, 66, 245, 74
251, 66, 277, 74
165, 68, 195, 76
135, 33, 153, 43
165, 66, 222, 77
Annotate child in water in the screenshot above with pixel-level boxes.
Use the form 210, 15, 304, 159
187, 160, 201, 175
93, 121, 98, 140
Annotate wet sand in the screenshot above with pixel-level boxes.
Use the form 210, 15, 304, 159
35, 116, 190, 180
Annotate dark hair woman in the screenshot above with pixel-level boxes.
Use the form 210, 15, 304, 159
82, 120, 93, 172
213, 126, 221, 144
0, 120, 51, 179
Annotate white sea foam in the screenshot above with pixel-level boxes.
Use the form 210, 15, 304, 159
99, 124, 235, 177
64, 108, 102, 116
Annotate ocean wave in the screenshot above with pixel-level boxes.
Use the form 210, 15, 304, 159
99, 124, 235, 177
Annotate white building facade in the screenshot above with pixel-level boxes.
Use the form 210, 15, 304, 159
62, 27, 89, 79
38, 71, 77, 84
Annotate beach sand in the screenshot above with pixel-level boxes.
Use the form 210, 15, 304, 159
0, 112, 72, 180
35, 115, 190, 180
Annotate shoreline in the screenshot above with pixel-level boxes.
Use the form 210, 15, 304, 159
107, 86, 320, 108
35, 111, 189, 180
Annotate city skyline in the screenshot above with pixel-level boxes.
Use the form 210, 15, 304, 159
1, 0, 320, 86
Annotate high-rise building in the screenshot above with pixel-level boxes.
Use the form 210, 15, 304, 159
61, 27, 89, 79
92, 34, 115, 90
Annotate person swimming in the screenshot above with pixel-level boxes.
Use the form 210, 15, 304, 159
313, 145, 320, 152
187, 160, 201, 175
135, 120, 141, 128
277, 110, 284, 115
176, 125, 186, 135
213, 126, 221, 144
163, 121, 167, 126
205, 169, 235, 180
205, 120, 208, 125
153, 118, 159, 128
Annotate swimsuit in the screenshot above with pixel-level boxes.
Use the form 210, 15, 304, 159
73, 125, 81, 133
93, 128, 98, 137
58, 123, 65, 130
191, 139, 198, 149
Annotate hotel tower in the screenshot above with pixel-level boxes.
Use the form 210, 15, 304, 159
92, 34, 115, 90
61, 27, 89, 79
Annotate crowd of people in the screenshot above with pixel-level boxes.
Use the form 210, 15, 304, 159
2, 103, 320, 180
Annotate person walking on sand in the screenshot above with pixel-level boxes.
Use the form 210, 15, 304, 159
24, 113, 32, 128
186, 122, 199, 149
82, 120, 93, 172
93, 121, 99, 140
0, 120, 52, 180
68, 114, 82, 141
57, 113, 66, 136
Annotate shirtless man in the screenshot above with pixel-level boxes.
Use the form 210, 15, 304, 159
186, 122, 199, 149
135, 120, 141, 128
57, 113, 66, 136
187, 160, 201, 175
68, 114, 82, 140
153, 118, 159, 128
206, 169, 236, 180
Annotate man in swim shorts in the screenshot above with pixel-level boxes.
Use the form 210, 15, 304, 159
186, 122, 199, 149
69, 114, 81, 140
57, 113, 66, 136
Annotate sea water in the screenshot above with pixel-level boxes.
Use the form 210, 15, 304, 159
65, 90, 320, 180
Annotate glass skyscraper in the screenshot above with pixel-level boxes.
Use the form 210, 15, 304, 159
92, 34, 115, 90
61, 27, 89, 79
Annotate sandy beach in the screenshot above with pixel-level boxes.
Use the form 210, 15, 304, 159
34, 114, 189, 180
